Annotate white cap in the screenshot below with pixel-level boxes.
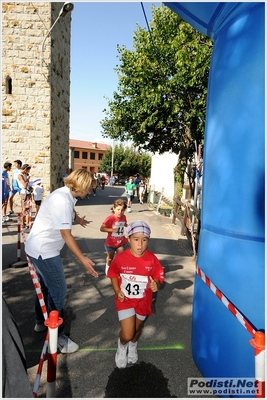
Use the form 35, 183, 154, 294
31, 178, 41, 186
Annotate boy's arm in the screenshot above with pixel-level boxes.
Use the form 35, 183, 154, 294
100, 223, 118, 233
111, 277, 124, 302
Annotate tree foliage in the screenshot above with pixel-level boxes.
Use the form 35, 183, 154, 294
99, 143, 151, 178
101, 5, 212, 162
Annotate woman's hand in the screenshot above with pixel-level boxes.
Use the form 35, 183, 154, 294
81, 256, 98, 278
78, 215, 88, 228
75, 211, 88, 228
60, 229, 98, 277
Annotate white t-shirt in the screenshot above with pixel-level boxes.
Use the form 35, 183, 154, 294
33, 185, 44, 201
17, 172, 28, 192
12, 168, 21, 188
25, 186, 76, 259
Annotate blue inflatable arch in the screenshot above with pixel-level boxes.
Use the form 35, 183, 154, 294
165, 1, 265, 389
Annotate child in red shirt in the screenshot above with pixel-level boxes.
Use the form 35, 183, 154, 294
107, 220, 164, 368
100, 198, 128, 275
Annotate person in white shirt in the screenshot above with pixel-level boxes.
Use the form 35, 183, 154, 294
25, 169, 98, 354
31, 178, 44, 215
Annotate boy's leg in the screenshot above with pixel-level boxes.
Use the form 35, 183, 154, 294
8, 192, 14, 212
126, 195, 132, 212
105, 250, 115, 275
127, 195, 132, 210
128, 316, 145, 364
131, 316, 144, 343
119, 315, 136, 344
116, 245, 126, 256
106, 251, 115, 266
115, 312, 135, 368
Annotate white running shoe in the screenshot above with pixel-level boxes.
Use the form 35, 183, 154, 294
57, 334, 79, 354
127, 207, 132, 213
128, 341, 138, 364
34, 323, 46, 333
115, 339, 128, 368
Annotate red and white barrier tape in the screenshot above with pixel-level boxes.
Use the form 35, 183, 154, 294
18, 210, 49, 396
27, 256, 48, 321
32, 332, 48, 398
196, 265, 256, 337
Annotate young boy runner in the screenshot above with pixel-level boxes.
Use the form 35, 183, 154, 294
124, 176, 136, 213
107, 220, 164, 368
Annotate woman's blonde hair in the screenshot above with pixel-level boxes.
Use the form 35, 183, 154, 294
64, 169, 93, 192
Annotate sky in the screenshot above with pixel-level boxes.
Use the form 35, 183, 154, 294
70, 1, 161, 144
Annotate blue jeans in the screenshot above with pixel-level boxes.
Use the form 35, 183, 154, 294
28, 255, 67, 332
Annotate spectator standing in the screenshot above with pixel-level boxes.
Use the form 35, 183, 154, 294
125, 176, 136, 213
96, 174, 101, 189
17, 164, 31, 229
92, 173, 98, 196
138, 177, 146, 204
2, 162, 12, 223
101, 175, 106, 190
62, 168, 72, 186
134, 174, 141, 200
8, 159, 22, 216
32, 179, 44, 215
109, 176, 115, 186
107, 220, 164, 368
100, 199, 128, 275
25, 169, 98, 354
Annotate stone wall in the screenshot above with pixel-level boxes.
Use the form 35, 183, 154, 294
2, 2, 72, 198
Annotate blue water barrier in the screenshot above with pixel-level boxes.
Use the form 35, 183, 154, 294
165, 2, 265, 393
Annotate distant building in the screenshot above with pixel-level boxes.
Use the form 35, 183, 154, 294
69, 139, 111, 173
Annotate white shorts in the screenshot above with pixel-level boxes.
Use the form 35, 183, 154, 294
118, 308, 146, 321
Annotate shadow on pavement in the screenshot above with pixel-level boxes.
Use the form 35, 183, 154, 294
105, 361, 177, 398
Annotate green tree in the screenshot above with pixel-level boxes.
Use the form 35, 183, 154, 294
99, 143, 151, 178
101, 4, 212, 190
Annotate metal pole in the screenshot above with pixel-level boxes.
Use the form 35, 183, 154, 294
111, 139, 114, 177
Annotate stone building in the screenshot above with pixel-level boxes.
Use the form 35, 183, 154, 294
2, 2, 73, 196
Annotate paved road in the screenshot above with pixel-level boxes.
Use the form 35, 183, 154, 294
2, 185, 207, 398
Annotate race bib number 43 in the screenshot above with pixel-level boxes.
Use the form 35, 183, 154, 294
121, 274, 148, 298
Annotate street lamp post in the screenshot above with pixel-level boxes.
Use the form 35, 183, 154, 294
111, 139, 114, 177
40, 2, 74, 75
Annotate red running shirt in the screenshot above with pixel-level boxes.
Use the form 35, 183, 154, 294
107, 249, 164, 315
102, 214, 127, 248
